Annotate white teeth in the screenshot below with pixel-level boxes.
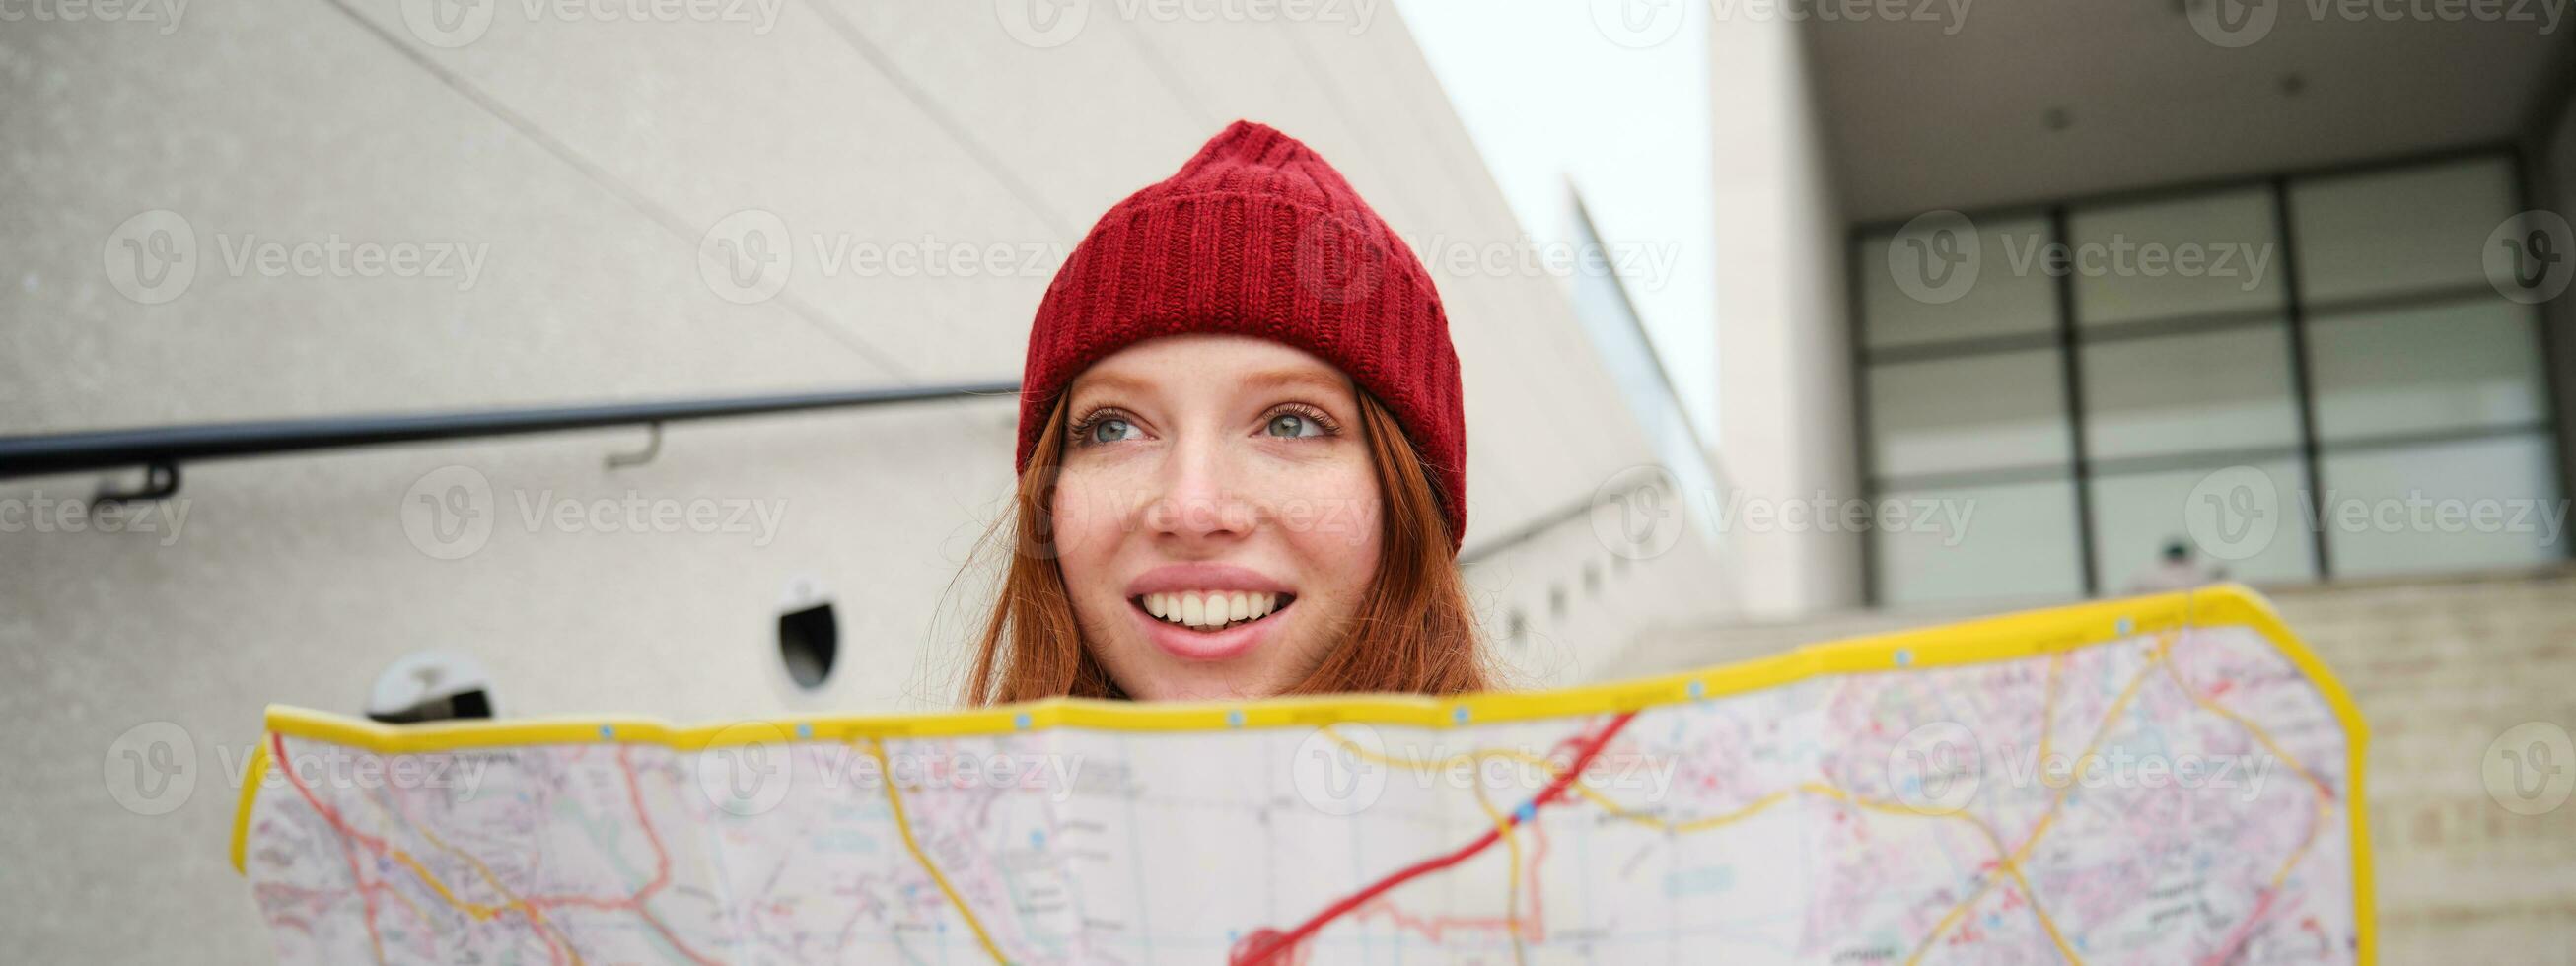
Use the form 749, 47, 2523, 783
1140, 590, 1288, 628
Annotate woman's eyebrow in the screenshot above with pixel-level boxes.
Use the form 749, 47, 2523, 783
1238, 369, 1350, 394
1068, 367, 1345, 403
1067, 371, 1157, 400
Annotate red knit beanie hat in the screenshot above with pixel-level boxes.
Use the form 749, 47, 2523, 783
1016, 120, 1468, 552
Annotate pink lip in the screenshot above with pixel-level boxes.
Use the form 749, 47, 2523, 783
1130, 599, 1285, 661
1123, 563, 1298, 663
1123, 563, 1293, 598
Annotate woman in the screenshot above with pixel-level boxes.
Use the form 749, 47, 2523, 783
965, 120, 1491, 704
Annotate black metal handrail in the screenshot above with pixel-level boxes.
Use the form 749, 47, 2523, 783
1, 380, 1659, 566
0, 381, 1024, 493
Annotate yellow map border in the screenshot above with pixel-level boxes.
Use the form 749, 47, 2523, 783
230, 583, 2374, 961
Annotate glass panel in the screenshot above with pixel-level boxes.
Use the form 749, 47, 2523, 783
2069, 186, 2286, 327
1567, 200, 1723, 550
2307, 296, 2548, 442
1875, 478, 2086, 605
1860, 215, 2057, 350
2291, 157, 2518, 303
2091, 460, 2318, 590
1869, 350, 2070, 478
2078, 325, 2302, 461
2319, 434, 2567, 578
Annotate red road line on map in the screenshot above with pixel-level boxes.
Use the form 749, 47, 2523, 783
1523, 820, 1551, 942
1231, 711, 1640, 965
276, 733, 573, 964
622, 745, 674, 900
273, 732, 392, 963
1354, 790, 1563, 947
270, 733, 722, 965
2205, 889, 2275, 966
613, 744, 722, 966
1350, 900, 1517, 942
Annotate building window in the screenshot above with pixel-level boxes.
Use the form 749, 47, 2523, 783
1855, 152, 2565, 605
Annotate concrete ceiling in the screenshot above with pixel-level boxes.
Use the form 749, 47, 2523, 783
1809, 0, 2574, 223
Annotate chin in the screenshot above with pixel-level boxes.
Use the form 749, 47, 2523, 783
1089, 621, 1324, 703
1108, 651, 1289, 703
1129, 676, 1248, 703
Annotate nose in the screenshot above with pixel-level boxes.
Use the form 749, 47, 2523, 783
1147, 433, 1257, 544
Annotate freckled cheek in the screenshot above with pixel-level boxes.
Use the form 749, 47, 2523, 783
1045, 471, 1141, 609
1256, 460, 1383, 556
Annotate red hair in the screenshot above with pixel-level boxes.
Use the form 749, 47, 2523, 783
961, 390, 1490, 705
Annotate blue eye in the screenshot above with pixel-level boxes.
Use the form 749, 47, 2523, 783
1087, 418, 1140, 445
1266, 413, 1324, 438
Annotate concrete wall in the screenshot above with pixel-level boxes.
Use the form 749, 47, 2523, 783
1707, 15, 1864, 619
0, 3, 1733, 959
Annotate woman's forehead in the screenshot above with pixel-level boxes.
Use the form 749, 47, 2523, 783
1067, 334, 1352, 400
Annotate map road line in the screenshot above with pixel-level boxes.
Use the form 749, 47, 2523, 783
1232, 710, 1641, 965
864, 736, 1011, 963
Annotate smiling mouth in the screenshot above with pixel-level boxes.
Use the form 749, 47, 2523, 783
1132, 591, 1295, 632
